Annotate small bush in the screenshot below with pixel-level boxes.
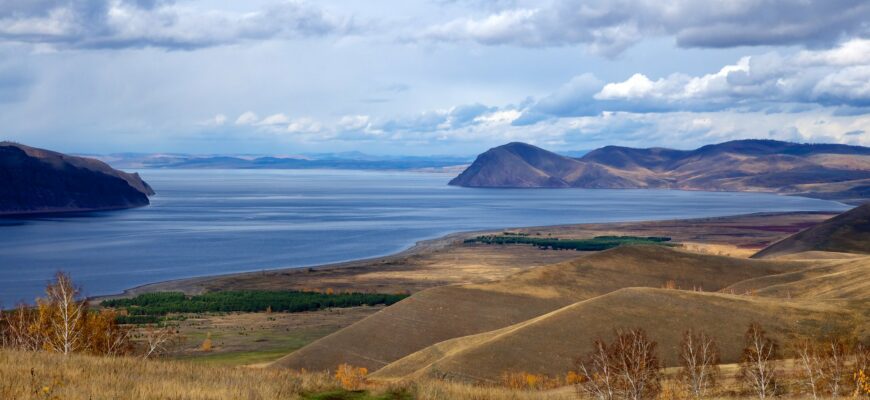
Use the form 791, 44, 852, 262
335, 364, 368, 391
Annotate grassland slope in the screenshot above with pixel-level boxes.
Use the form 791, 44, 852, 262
372, 288, 864, 383
753, 203, 870, 258
274, 246, 808, 372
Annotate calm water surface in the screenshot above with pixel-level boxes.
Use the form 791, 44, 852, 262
0, 169, 850, 305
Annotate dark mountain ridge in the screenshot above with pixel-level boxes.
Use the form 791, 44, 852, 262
450, 140, 870, 204
0, 142, 154, 216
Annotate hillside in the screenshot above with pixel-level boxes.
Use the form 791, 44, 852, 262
752, 203, 870, 258
0, 142, 154, 215
372, 288, 864, 383
450, 140, 870, 203
273, 246, 809, 372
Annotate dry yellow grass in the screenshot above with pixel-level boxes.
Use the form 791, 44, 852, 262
0, 349, 582, 400
0, 349, 339, 400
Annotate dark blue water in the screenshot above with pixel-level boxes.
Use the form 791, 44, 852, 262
0, 169, 850, 305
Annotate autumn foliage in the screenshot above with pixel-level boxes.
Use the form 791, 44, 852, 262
335, 363, 368, 390
0, 272, 133, 357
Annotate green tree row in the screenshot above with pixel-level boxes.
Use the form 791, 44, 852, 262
465, 235, 672, 251
101, 290, 409, 316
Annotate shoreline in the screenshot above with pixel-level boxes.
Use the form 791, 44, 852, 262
93, 209, 842, 303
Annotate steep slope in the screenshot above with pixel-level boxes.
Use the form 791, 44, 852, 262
372, 288, 864, 383
0, 142, 154, 215
451, 140, 870, 203
273, 246, 807, 372
752, 203, 870, 258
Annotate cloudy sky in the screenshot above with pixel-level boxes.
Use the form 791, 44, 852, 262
1, 0, 869, 155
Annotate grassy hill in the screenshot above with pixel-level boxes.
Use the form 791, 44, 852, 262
372, 288, 863, 383
753, 203, 870, 258
273, 246, 812, 373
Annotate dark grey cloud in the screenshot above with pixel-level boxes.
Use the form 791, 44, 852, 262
0, 0, 355, 50
420, 0, 870, 56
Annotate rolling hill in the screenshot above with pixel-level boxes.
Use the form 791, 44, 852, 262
752, 203, 870, 258
0, 142, 154, 216
372, 288, 863, 383
272, 246, 811, 372
449, 140, 870, 204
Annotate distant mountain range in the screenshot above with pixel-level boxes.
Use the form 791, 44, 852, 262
0, 142, 154, 216
90, 152, 472, 172
449, 140, 870, 204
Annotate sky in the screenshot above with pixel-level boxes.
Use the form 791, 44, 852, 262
0, 0, 869, 156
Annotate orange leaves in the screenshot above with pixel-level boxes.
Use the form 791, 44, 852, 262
200, 332, 213, 352
1, 272, 133, 357
335, 363, 368, 390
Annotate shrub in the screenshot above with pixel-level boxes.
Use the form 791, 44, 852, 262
335, 364, 368, 390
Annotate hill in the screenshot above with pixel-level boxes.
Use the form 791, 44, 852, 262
752, 203, 870, 258
449, 140, 870, 203
0, 142, 154, 215
272, 246, 809, 372
372, 288, 864, 383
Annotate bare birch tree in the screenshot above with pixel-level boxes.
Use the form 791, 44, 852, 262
576, 328, 661, 400
795, 338, 824, 399
739, 322, 779, 399
820, 337, 848, 398
612, 328, 661, 400
140, 325, 179, 359
678, 329, 721, 399
576, 339, 618, 400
